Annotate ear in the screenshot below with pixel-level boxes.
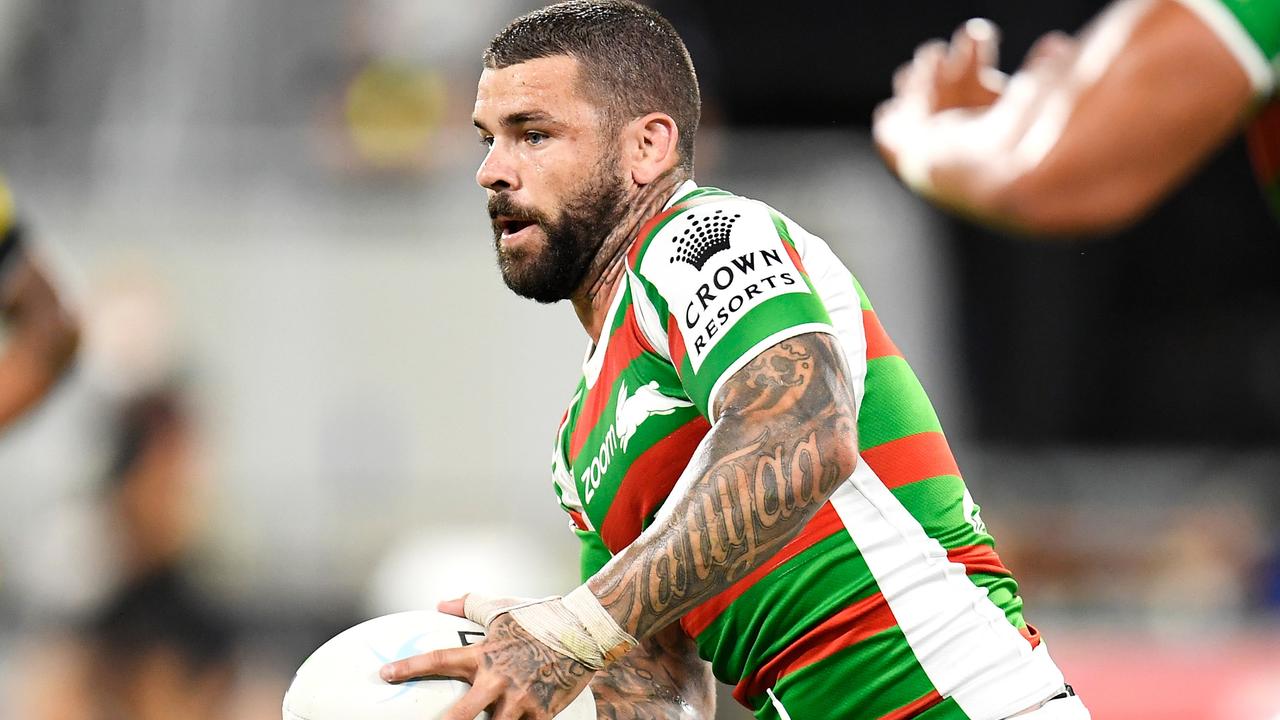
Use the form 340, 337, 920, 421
623, 112, 680, 185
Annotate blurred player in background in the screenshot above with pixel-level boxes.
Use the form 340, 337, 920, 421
873, 0, 1278, 234
16, 387, 237, 720
0, 176, 79, 431
381, 2, 1088, 718
87, 389, 236, 720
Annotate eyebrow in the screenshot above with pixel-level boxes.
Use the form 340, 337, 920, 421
473, 110, 559, 132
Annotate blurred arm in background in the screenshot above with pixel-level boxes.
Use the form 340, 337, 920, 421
873, 0, 1272, 235
0, 187, 80, 431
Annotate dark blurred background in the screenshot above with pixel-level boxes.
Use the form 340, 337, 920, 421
0, 1, 1275, 718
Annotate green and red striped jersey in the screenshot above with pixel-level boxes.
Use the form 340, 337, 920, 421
1177, 0, 1280, 216
551, 182, 1066, 719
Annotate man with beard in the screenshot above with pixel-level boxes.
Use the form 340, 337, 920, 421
381, 2, 1088, 719
0, 177, 79, 433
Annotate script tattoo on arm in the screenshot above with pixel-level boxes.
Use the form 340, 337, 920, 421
589, 331, 859, 640
590, 624, 714, 720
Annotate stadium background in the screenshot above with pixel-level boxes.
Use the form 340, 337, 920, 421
0, 0, 1276, 717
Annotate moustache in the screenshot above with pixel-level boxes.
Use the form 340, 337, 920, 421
488, 194, 546, 225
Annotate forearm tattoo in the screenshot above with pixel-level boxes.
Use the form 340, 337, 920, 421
591, 625, 714, 720
591, 332, 858, 640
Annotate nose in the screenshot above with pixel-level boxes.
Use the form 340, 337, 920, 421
476, 144, 517, 192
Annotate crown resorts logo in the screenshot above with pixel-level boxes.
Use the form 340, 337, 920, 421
671, 209, 741, 270
647, 201, 813, 372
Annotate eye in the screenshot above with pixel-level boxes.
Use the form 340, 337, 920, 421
525, 131, 548, 146
479, 135, 494, 148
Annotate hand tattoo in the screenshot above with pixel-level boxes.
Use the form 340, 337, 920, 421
479, 613, 594, 716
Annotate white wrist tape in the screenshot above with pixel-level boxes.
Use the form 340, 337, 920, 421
464, 593, 546, 628
560, 585, 638, 665
464, 588, 637, 670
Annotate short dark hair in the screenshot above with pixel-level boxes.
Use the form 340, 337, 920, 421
484, 1, 700, 171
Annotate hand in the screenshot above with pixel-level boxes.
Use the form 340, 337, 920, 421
873, 19, 1006, 172
935, 18, 1006, 112
379, 595, 596, 720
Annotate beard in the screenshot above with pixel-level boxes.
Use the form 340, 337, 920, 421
489, 157, 628, 304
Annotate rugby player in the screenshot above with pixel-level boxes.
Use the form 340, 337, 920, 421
0, 177, 79, 432
873, 0, 1278, 234
381, 2, 1089, 718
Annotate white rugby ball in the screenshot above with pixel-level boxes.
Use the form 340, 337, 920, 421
283, 610, 596, 720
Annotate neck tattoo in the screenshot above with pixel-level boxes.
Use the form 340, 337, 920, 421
583, 171, 687, 308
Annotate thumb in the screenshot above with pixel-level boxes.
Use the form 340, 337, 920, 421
461, 592, 541, 627
437, 595, 468, 618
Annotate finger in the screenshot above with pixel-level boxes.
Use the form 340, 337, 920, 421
872, 98, 907, 141
947, 18, 1001, 83
487, 696, 523, 720
464, 593, 541, 627
380, 647, 477, 683
903, 40, 946, 97
443, 679, 504, 720
978, 66, 1009, 94
464, 592, 509, 626
871, 97, 921, 165
966, 18, 1001, 69
947, 22, 978, 79
1026, 30, 1075, 69
912, 38, 947, 79
913, 38, 947, 65
892, 61, 915, 96
439, 595, 468, 618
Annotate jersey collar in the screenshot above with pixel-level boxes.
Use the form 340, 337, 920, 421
663, 179, 699, 211
580, 180, 698, 378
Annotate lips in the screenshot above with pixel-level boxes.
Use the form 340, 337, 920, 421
494, 215, 540, 249
497, 216, 536, 237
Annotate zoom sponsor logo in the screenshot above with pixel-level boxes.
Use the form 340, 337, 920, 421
580, 381, 693, 504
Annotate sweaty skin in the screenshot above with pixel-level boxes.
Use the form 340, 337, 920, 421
874, 0, 1258, 235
